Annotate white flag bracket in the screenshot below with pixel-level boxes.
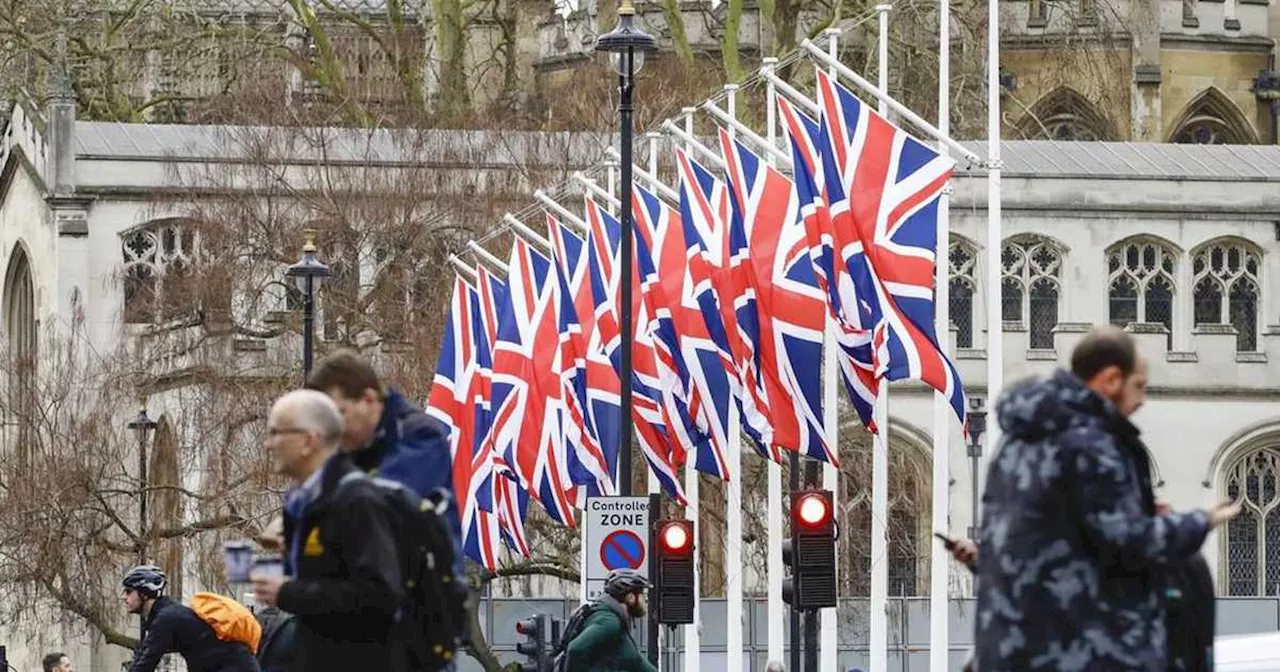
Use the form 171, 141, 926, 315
447, 255, 478, 281
466, 241, 507, 273
762, 69, 821, 117
503, 213, 552, 250
660, 120, 726, 170
573, 172, 621, 211
534, 189, 590, 232
602, 148, 681, 204
702, 101, 794, 169
800, 39, 984, 166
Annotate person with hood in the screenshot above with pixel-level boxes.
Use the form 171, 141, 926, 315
562, 569, 659, 672
975, 325, 1239, 671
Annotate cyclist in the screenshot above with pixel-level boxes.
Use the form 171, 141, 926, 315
562, 569, 658, 672
121, 565, 259, 672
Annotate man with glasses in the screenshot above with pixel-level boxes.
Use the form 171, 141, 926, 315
251, 389, 403, 671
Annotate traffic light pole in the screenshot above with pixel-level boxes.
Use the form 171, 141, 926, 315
647, 493, 661, 668
788, 451, 801, 672
804, 610, 819, 672
799, 459, 823, 672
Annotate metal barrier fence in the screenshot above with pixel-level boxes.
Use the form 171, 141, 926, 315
461, 596, 1280, 672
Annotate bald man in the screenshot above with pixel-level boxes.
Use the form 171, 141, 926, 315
252, 390, 403, 672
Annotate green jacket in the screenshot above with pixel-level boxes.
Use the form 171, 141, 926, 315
562, 598, 658, 672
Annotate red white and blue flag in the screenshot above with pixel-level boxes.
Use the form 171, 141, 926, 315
815, 70, 966, 424
718, 129, 835, 465
487, 239, 579, 526
474, 266, 532, 557
779, 96, 880, 431
583, 198, 689, 501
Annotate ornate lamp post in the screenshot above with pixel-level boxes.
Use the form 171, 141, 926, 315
594, 0, 657, 497
965, 395, 988, 540
285, 230, 330, 380
127, 399, 158, 564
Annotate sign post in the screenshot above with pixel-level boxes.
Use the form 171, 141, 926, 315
584, 496, 651, 600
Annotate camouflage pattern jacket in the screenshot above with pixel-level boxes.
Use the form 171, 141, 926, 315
975, 370, 1209, 671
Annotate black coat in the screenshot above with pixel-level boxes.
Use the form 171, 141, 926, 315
1167, 553, 1215, 672
254, 607, 299, 672
279, 454, 404, 672
129, 596, 259, 672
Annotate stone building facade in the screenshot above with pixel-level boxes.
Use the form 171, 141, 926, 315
2, 81, 1280, 670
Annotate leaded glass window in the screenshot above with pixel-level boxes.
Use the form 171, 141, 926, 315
1002, 236, 1063, 349
1224, 447, 1280, 596
120, 219, 201, 324
949, 239, 979, 348
1107, 239, 1177, 349
1193, 240, 1262, 351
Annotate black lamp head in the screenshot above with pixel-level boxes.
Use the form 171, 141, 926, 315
594, 0, 658, 55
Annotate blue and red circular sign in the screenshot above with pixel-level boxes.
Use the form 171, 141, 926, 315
599, 529, 646, 570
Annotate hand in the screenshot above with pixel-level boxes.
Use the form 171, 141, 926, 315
951, 538, 978, 568
255, 515, 284, 551
251, 574, 288, 608
1208, 500, 1243, 528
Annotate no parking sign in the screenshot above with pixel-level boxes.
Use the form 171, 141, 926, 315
584, 496, 650, 599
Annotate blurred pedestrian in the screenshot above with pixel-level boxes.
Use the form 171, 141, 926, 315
42, 652, 72, 672
975, 326, 1239, 670
251, 389, 403, 672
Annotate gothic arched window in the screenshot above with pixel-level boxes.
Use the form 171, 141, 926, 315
949, 239, 979, 349
838, 414, 930, 597
1002, 236, 1064, 349
4, 247, 37, 470
1169, 88, 1259, 145
1107, 239, 1177, 349
1018, 87, 1114, 142
1193, 239, 1261, 352
121, 220, 200, 324
1223, 445, 1280, 596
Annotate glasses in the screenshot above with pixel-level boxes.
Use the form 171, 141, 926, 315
266, 427, 311, 438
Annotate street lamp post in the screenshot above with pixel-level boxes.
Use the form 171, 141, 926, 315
594, 0, 657, 498
965, 395, 987, 540
127, 399, 158, 564
285, 229, 330, 381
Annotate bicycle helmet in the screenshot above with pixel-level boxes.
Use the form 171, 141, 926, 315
121, 564, 167, 598
603, 568, 651, 599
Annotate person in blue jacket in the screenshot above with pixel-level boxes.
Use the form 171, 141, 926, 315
304, 349, 462, 566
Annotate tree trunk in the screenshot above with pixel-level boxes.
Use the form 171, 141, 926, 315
661, 0, 696, 69
433, 0, 470, 118
722, 0, 745, 81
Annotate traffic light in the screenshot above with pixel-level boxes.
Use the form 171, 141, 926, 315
516, 614, 548, 671
653, 518, 695, 624
781, 489, 837, 610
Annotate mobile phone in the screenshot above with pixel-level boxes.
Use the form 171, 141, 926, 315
933, 532, 956, 551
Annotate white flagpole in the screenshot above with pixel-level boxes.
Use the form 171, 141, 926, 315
930, 0, 953, 664
820, 28, 842, 672
681, 107, 702, 672
723, 83, 745, 672
870, 7, 893, 672
762, 55, 786, 670
985, 0, 1003, 503
647, 132, 664, 499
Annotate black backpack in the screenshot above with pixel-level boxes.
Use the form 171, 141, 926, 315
552, 602, 626, 672
338, 473, 470, 671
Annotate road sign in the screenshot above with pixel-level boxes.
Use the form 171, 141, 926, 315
584, 496, 649, 600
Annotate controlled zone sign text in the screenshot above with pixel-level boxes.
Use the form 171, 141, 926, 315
584, 496, 650, 600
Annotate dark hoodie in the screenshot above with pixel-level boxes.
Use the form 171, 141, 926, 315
974, 370, 1209, 672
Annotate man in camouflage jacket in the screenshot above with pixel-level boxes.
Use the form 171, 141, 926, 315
975, 326, 1239, 671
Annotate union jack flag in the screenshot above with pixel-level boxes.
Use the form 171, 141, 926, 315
583, 198, 689, 501
718, 129, 836, 465
427, 275, 501, 570
779, 96, 880, 431
486, 238, 579, 526
474, 266, 531, 557
546, 215, 617, 497
815, 70, 966, 424
676, 149, 772, 469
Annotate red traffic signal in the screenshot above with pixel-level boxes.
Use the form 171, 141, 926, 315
659, 520, 693, 554
794, 492, 832, 528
